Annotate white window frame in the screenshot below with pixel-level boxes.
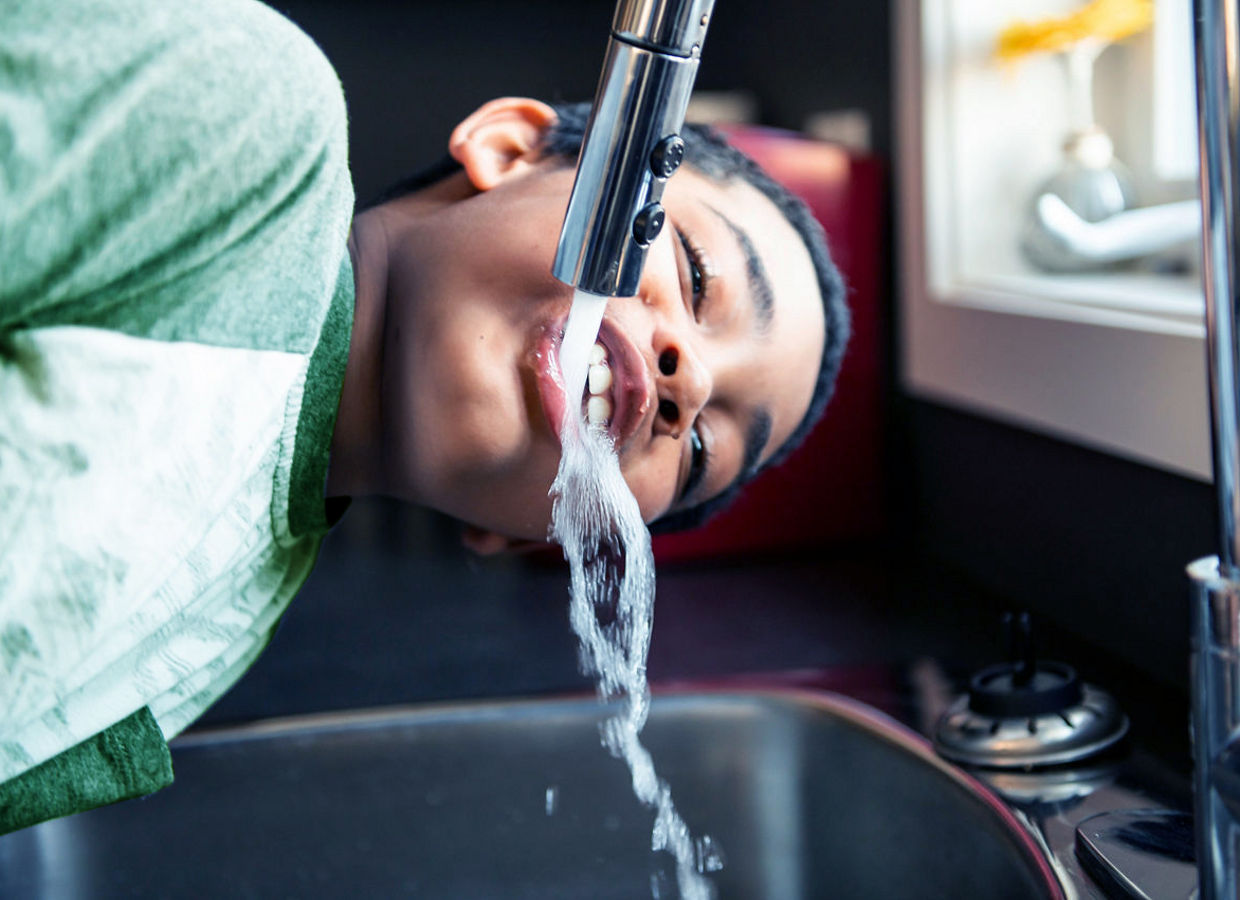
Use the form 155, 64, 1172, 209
897, 0, 1211, 481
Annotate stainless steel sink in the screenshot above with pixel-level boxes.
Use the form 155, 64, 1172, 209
0, 690, 1062, 899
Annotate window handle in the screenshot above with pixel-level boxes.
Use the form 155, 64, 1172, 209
1027, 194, 1200, 267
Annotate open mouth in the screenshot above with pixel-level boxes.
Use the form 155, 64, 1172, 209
535, 317, 652, 450
580, 319, 652, 449
583, 340, 616, 428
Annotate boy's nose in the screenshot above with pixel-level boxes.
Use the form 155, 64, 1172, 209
653, 342, 710, 436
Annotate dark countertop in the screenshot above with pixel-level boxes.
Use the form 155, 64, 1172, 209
199, 501, 988, 725
199, 500, 1192, 787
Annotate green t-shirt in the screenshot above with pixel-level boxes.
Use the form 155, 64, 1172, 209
0, 0, 355, 831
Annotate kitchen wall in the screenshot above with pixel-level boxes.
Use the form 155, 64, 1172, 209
896, 398, 1212, 694
274, 0, 1202, 697
275, 0, 892, 203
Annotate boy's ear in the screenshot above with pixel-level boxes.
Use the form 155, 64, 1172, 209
448, 97, 557, 192
460, 524, 553, 557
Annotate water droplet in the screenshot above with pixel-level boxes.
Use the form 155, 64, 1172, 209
651, 814, 669, 851
695, 834, 726, 873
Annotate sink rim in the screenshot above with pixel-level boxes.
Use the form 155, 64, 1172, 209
173, 685, 1065, 898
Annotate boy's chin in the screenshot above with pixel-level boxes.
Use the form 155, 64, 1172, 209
460, 525, 552, 556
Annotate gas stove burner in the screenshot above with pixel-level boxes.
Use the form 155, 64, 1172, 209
934, 613, 1129, 769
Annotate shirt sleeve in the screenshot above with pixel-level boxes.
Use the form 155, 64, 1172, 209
0, 707, 172, 836
0, 0, 355, 798
0, 0, 353, 353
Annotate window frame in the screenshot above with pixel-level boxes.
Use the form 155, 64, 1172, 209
896, 0, 1211, 481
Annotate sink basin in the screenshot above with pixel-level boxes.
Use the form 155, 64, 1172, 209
0, 690, 1061, 899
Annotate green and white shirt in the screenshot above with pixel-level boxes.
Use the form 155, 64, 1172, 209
0, 0, 355, 827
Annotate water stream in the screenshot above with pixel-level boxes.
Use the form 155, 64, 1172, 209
547, 288, 717, 900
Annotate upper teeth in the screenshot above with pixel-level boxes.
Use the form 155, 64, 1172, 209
585, 341, 613, 426
588, 363, 612, 395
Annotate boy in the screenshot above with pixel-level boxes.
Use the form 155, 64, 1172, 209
0, 0, 847, 831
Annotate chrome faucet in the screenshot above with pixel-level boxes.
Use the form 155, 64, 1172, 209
552, 0, 715, 298
1191, 0, 1240, 895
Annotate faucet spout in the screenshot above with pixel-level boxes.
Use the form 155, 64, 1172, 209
1187, 559, 1240, 900
552, 0, 716, 297
1191, 0, 1240, 895
1194, 0, 1240, 576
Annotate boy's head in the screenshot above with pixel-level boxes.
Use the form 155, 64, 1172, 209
341, 97, 848, 550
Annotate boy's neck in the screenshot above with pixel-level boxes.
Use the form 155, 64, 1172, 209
325, 215, 390, 498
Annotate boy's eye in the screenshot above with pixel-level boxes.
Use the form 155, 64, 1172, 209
676, 229, 708, 314
688, 255, 703, 300
680, 426, 708, 502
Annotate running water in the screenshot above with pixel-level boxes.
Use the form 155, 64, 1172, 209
548, 288, 717, 900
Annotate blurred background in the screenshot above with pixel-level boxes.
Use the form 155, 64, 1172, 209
200, 0, 1205, 777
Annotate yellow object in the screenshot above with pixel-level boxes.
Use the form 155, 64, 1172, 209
996, 0, 1154, 61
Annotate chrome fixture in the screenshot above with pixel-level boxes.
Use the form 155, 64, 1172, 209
934, 613, 1127, 769
934, 667, 1127, 769
1075, 809, 1199, 900
1019, 126, 1201, 273
552, 0, 715, 297
1187, 558, 1240, 900
1191, 0, 1240, 895
1023, 194, 1200, 271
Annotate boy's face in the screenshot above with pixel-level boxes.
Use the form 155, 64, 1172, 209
368, 110, 825, 545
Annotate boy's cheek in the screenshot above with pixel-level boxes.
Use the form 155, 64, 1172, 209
619, 461, 678, 524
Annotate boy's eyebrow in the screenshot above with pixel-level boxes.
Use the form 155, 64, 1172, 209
707, 205, 774, 335
684, 410, 771, 510
735, 409, 773, 490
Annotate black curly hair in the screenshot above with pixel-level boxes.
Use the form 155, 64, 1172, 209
368, 102, 849, 533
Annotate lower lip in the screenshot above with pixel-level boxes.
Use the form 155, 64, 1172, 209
534, 323, 570, 441
534, 318, 639, 446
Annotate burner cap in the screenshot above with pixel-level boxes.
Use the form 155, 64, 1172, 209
968, 660, 1083, 718
935, 661, 1128, 769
